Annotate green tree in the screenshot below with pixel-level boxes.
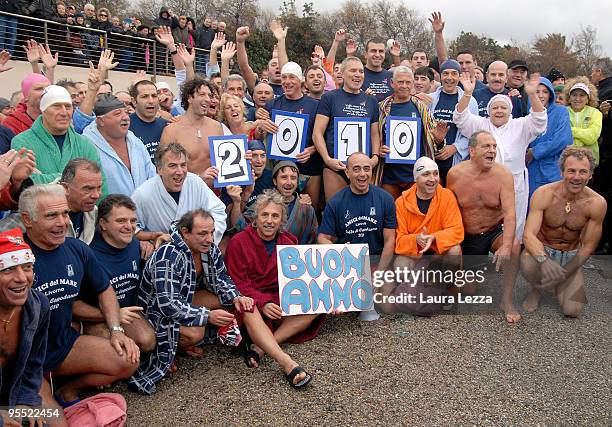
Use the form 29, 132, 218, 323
278, 1, 326, 68
529, 33, 579, 76
449, 31, 503, 66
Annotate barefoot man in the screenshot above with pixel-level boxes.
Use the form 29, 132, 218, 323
521, 147, 606, 317
447, 130, 522, 323
159, 77, 224, 183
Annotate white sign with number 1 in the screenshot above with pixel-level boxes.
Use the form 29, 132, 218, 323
333, 117, 370, 162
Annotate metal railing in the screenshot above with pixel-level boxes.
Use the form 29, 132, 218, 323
0, 11, 210, 78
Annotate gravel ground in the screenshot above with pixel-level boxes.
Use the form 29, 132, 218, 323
115, 259, 612, 426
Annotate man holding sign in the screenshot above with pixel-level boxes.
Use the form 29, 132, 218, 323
226, 190, 319, 388
257, 62, 323, 210
318, 153, 396, 319
313, 56, 381, 202
376, 66, 448, 200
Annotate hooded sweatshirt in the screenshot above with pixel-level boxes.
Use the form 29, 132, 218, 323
395, 184, 464, 257
527, 77, 573, 198
154, 7, 178, 29
567, 101, 602, 165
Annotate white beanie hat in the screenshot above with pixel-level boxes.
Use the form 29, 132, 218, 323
281, 61, 303, 81
156, 81, 172, 92
486, 94, 513, 116
39, 85, 72, 112
413, 156, 438, 179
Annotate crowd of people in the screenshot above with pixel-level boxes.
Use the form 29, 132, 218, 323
0, 3, 226, 71
0, 8, 610, 426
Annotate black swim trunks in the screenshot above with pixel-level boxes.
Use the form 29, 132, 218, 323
324, 165, 350, 184
461, 223, 504, 255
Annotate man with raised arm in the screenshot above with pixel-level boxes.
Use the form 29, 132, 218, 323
159, 78, 224, 180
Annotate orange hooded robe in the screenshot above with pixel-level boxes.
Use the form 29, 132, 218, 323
395, 184, 464, 257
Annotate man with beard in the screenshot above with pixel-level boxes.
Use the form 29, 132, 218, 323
159, 78, 224, 179
272, 161, 317, 244
129, 80, 168, 163
521, 147, 606, 317
318, 152, 396, 321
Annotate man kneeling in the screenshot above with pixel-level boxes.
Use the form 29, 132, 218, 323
19, 184, 139, 412
76, 194, 156, 352
381, 157, 464, 316
129, 208, 312, 395
521, 147, 606, 317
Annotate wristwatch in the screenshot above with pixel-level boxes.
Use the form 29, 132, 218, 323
536, 254, 547, 264
110, 325, 125, 334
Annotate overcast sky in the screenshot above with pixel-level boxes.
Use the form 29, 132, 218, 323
263, 0, 611, 57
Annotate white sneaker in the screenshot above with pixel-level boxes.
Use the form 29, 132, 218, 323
358, 309, 380, 321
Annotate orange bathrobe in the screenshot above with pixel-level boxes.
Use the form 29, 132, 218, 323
395, 184, 464, 256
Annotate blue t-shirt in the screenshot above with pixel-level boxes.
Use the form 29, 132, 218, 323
318, 185, 397, 255
381, 100, 421, 185
473, 87, 523, 119
27, 236, 109, 372
90, 233, 141, 308
129, 113, 168, 162
265, 95, 322, 176
433, 91, 459, 170
317, 88, 379, 158
363, 68, 393, 101
246, 106, 257, 122
270, 83, 284, 98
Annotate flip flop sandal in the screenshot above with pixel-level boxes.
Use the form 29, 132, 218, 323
285, 366, 312, 389
242, 344, 260, 368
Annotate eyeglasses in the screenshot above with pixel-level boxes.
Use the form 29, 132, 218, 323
100, 14, 108, 17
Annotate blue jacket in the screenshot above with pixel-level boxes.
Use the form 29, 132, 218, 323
83, 122, 156, 196
0, 289, 49, 408
528, 77, 573, 199
429, 85, 478, 164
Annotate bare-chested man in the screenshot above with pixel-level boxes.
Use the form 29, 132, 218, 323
521, 147, 606, 317
447, 130, 522, 324
159, 77, 223, 179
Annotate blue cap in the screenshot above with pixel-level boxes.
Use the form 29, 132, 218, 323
248, 139, 266, 152
440, 59, 461, 73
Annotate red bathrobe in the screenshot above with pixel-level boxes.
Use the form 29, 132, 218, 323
225, 225, 324, 344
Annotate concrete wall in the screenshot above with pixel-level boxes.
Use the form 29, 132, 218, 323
1, 60, 179, 100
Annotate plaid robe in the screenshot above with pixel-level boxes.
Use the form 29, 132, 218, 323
128, 222, 240, 395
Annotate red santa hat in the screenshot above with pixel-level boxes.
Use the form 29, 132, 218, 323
0, 228, 35, 271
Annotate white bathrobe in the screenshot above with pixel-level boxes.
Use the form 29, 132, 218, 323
453, 108, 547, 241
131, 172, 227, 244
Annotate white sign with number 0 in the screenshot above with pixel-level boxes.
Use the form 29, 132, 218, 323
268, 110, 308, 161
